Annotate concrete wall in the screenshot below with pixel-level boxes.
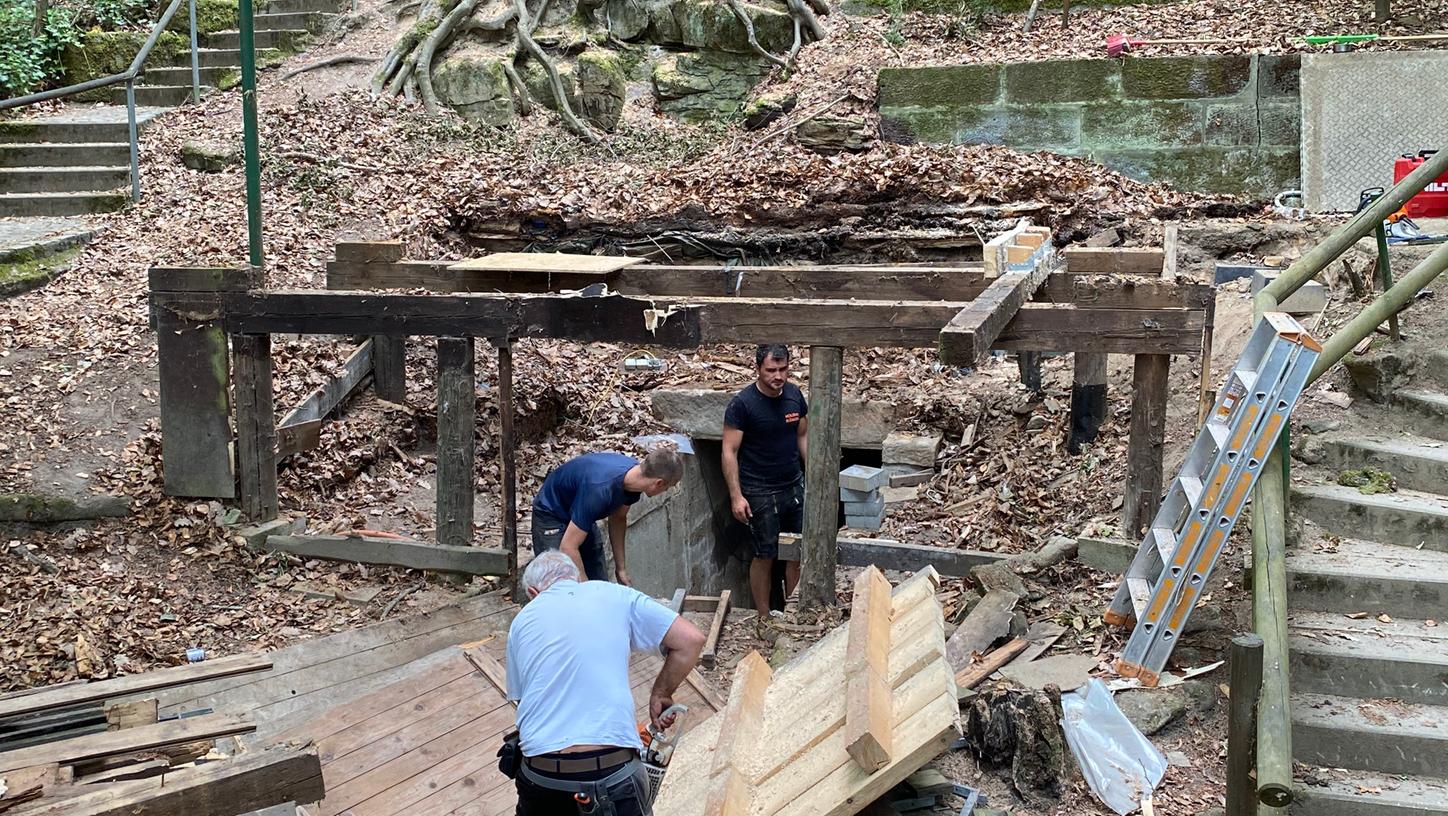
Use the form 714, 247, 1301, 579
877, 54, 1302, 199
1301, 50, 1448, 212
650, 388, 898, 449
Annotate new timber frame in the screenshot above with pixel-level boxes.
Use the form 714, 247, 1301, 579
148, 238, 1209, 595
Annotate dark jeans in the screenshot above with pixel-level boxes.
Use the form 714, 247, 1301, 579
515, 753, 651, 816
531, 507, 608, 581
740, 481, 803, 611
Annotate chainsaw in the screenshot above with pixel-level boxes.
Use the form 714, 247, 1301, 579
639, 704, 690, 805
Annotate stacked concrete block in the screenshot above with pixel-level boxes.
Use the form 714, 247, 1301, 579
839, 464, 889, 530
881, 430, 941, 488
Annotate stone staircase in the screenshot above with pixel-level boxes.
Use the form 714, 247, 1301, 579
1287, 344, 1448, 815
0, 0, 339, 218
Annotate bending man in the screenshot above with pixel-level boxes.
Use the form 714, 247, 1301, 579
507, 550, 705, 815
531, 449, 683, 584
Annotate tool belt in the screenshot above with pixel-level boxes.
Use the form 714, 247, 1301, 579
526, 748, 637, 774
518, 754, 644, 815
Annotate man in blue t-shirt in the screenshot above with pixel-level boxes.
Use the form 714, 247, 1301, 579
531, 448, 684, 585
721, 344, 808, 626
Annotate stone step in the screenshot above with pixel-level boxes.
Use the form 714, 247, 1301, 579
1293, 693, 1448, 777
1424, 350, 1448, 391
205, 28, 308, 50
1289, 610, 1448, 706
255, 10, 335, 31
1286, 538, 1448, 619
0, 107, 166, 144
105, 84, 211, 107
158, 47, 241, 68
262, 0, 344, 13
0, 142, 130, 168
0, 192, 128, 217
140, 65, 234, 87
1293, 481, 1448, 551
1293, 769, 1448, 816
1398, 390, 1448, 442
0, 167, 129, 195
1323, 434, 1448, 496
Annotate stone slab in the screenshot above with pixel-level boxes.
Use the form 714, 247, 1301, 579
839, 485, 880, 502
996, 653, 1096, 691
0, 217, 94, 263
1076, 536, 1136, 574
1302, 51, 1448, 211
650, 388, 895, 449
839, 464, 889, 492
885, 464, 932, 486
843, 495, 886, 516
882, 430, 942, 468
881, 485, 919, 504
844, 513, 884, 531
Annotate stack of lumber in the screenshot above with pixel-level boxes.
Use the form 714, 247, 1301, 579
0, 654, 323, 816
652, 566, 960, 816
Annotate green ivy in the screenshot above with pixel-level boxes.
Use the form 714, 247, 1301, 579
0, 2, 81, 96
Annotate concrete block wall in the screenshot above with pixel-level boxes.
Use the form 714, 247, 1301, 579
878, 54, 1302, 199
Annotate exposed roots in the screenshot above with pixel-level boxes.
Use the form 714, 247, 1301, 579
511, 0, 601, 143
417, 0, 486, 113
726, 0, 788, 69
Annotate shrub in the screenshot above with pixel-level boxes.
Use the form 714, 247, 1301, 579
0, 0, 82, 97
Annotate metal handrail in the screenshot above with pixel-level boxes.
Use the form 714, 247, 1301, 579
0, 0, 202, 201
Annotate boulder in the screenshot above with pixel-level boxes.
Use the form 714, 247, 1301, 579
1115, 679, 1215, 736
433, 49, 516, 127
742, 90, 796, 130
795, 115, 872, 153
577, 49, 627, 131
652, 50, 771, 121
604, 0, 653, 39
181, 140, 239, 173
63, 31, 188, 86
648, 0, 795, 54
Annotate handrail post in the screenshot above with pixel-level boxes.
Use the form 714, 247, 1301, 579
126, 79, 140, 202
188, 0, 200, 104
1373, 223, 1400, 341
239, 0, 264, 271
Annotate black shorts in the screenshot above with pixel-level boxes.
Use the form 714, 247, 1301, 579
530, 509, 608, 581
742, 481, 803, 561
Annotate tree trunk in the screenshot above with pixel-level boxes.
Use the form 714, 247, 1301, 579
1374, 0, 1390, 23
34, 0, 49, 37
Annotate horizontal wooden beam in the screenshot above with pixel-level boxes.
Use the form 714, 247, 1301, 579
778, 535, 1007, 576
1062, 247, 1165, 275
260, 534, 510, 576
276, 339, 373, 458
0, 713, 253, 773
938, 259, 1054, 367
0, 654, 271, 721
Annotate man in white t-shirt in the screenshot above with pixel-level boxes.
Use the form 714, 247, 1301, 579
505, 550, 706, 815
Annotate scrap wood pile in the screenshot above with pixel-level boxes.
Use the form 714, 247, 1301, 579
0, 654, 323, 816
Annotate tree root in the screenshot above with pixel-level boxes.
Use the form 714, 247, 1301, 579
281, 53, 375, 80
501, 60, 534, 115
510, 0, 601, 142
418, 0, 486, 113
725, 0, 787, 69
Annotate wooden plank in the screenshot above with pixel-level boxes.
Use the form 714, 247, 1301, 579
953, 636, 1030, 690
148, 267, 251, 293
1162, 225, 1179, 282
1122, 353, 1171, 537
461, 645, 510, 701
335, 240, 404, 264
0, 714, 253, 774
104, 699, 157, 731
1041, 276, 1212, 311
844, 568, 892, 773
276, 340, 373, 458
371, 335, 406, 403
700, 589, 731, 670
0, 655, 271, 721
437, 337, 476, 549
982, 223, 1028, 278
260, 535, 508, 575
711, 651, 772, 776
1068, 351, 1108, 454
448, 252, 644, 274
153, 295, 234, 498
938, 259, 1053, 367
777, 534, 1007, 577
1062, 247, 1166, 275
233, 333, 278, 522
0, 763, 62, 811
496, 341, 518, 589
944, 589, 1017, 673
800, 346, 843, 609
12, 747, 323, 816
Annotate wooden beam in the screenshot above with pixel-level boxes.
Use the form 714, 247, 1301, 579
1062, 247, 1166, 275
496, 340, 518, 592
276, 339, 373, 458
13, 746, 324, 816
153, 294, 234, 499
335, 240, 403, 264
1068, 352, 1108, 454
938, 260, 1053, 367
800, 346, 843, 609
701, 589, 732, 670
436, 337, 475, 549
0, 713, 253, 774
260, 534, 508, 575
705, 650, 771, 816
778, 534, 1007, 576
953, 636, 1030, 690
944, 589, 1017, 673
371, 335, 406, 403
844, 567, 892, 773
104, 698, 158, 730
1123, 354, 1171, 537
233, 333, 278, 522
0, 655, 271, 721
1161, 225, 1180, 281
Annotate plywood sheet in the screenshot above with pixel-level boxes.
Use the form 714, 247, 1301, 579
448, 253, 645, 275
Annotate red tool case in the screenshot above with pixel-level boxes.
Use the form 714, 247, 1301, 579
1394, 151, 1448, 217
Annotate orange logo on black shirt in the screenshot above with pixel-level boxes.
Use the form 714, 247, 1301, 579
784, 412, 801, 423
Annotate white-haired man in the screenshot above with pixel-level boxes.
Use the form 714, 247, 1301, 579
505, 550, 705, 815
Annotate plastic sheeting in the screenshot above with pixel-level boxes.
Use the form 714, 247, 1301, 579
1060, 678, 1167, 815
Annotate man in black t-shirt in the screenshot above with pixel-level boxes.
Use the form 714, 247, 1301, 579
722, 344, 808, 625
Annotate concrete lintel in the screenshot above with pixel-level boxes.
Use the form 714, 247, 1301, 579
650, 388, 897, 449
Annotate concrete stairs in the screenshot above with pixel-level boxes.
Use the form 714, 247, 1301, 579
0, 0, 338, 218
1289, 343, 1448, 815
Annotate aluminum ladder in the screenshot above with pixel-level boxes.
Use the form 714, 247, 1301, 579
1105, 312, 1322, 685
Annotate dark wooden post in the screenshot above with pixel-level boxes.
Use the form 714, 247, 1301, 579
1016, 351, 1042, 394
1068, 352, 1107, 454
233, 333, 278, 521
372, 335, 407, 403
495, 339, 518, 589
1226, 633, 1265, 816
800, 346, 843, 610
436, 337, 476, 549
149, 268, 243, 499
1122, 353, 1170, 537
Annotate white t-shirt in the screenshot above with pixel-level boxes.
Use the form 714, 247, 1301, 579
505, 579, 678, 756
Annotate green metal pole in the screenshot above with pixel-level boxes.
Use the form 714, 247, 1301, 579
238, 0, 263, 271
1374, 223, 1400, 341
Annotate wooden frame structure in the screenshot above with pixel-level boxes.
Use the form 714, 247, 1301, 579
147, 235, 1208, 590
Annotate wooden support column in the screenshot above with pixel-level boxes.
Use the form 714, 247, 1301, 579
1017, 351, 1043, 393
1068, 352, 1108, 454
1122, 353, 1170, 537
372, 335, 407, 403
1226, 633, 1264, 816
800, 346, 843, 610
495, 339, 518, 589
232, 333, 278, 522
436, 337, 475, 548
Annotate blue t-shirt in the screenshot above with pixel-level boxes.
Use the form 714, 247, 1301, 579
506, 580, 678, 755
533, 452, 642, 528
724, 382, 808, 492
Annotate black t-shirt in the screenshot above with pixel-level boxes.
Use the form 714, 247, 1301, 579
724, 382, 808, 493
